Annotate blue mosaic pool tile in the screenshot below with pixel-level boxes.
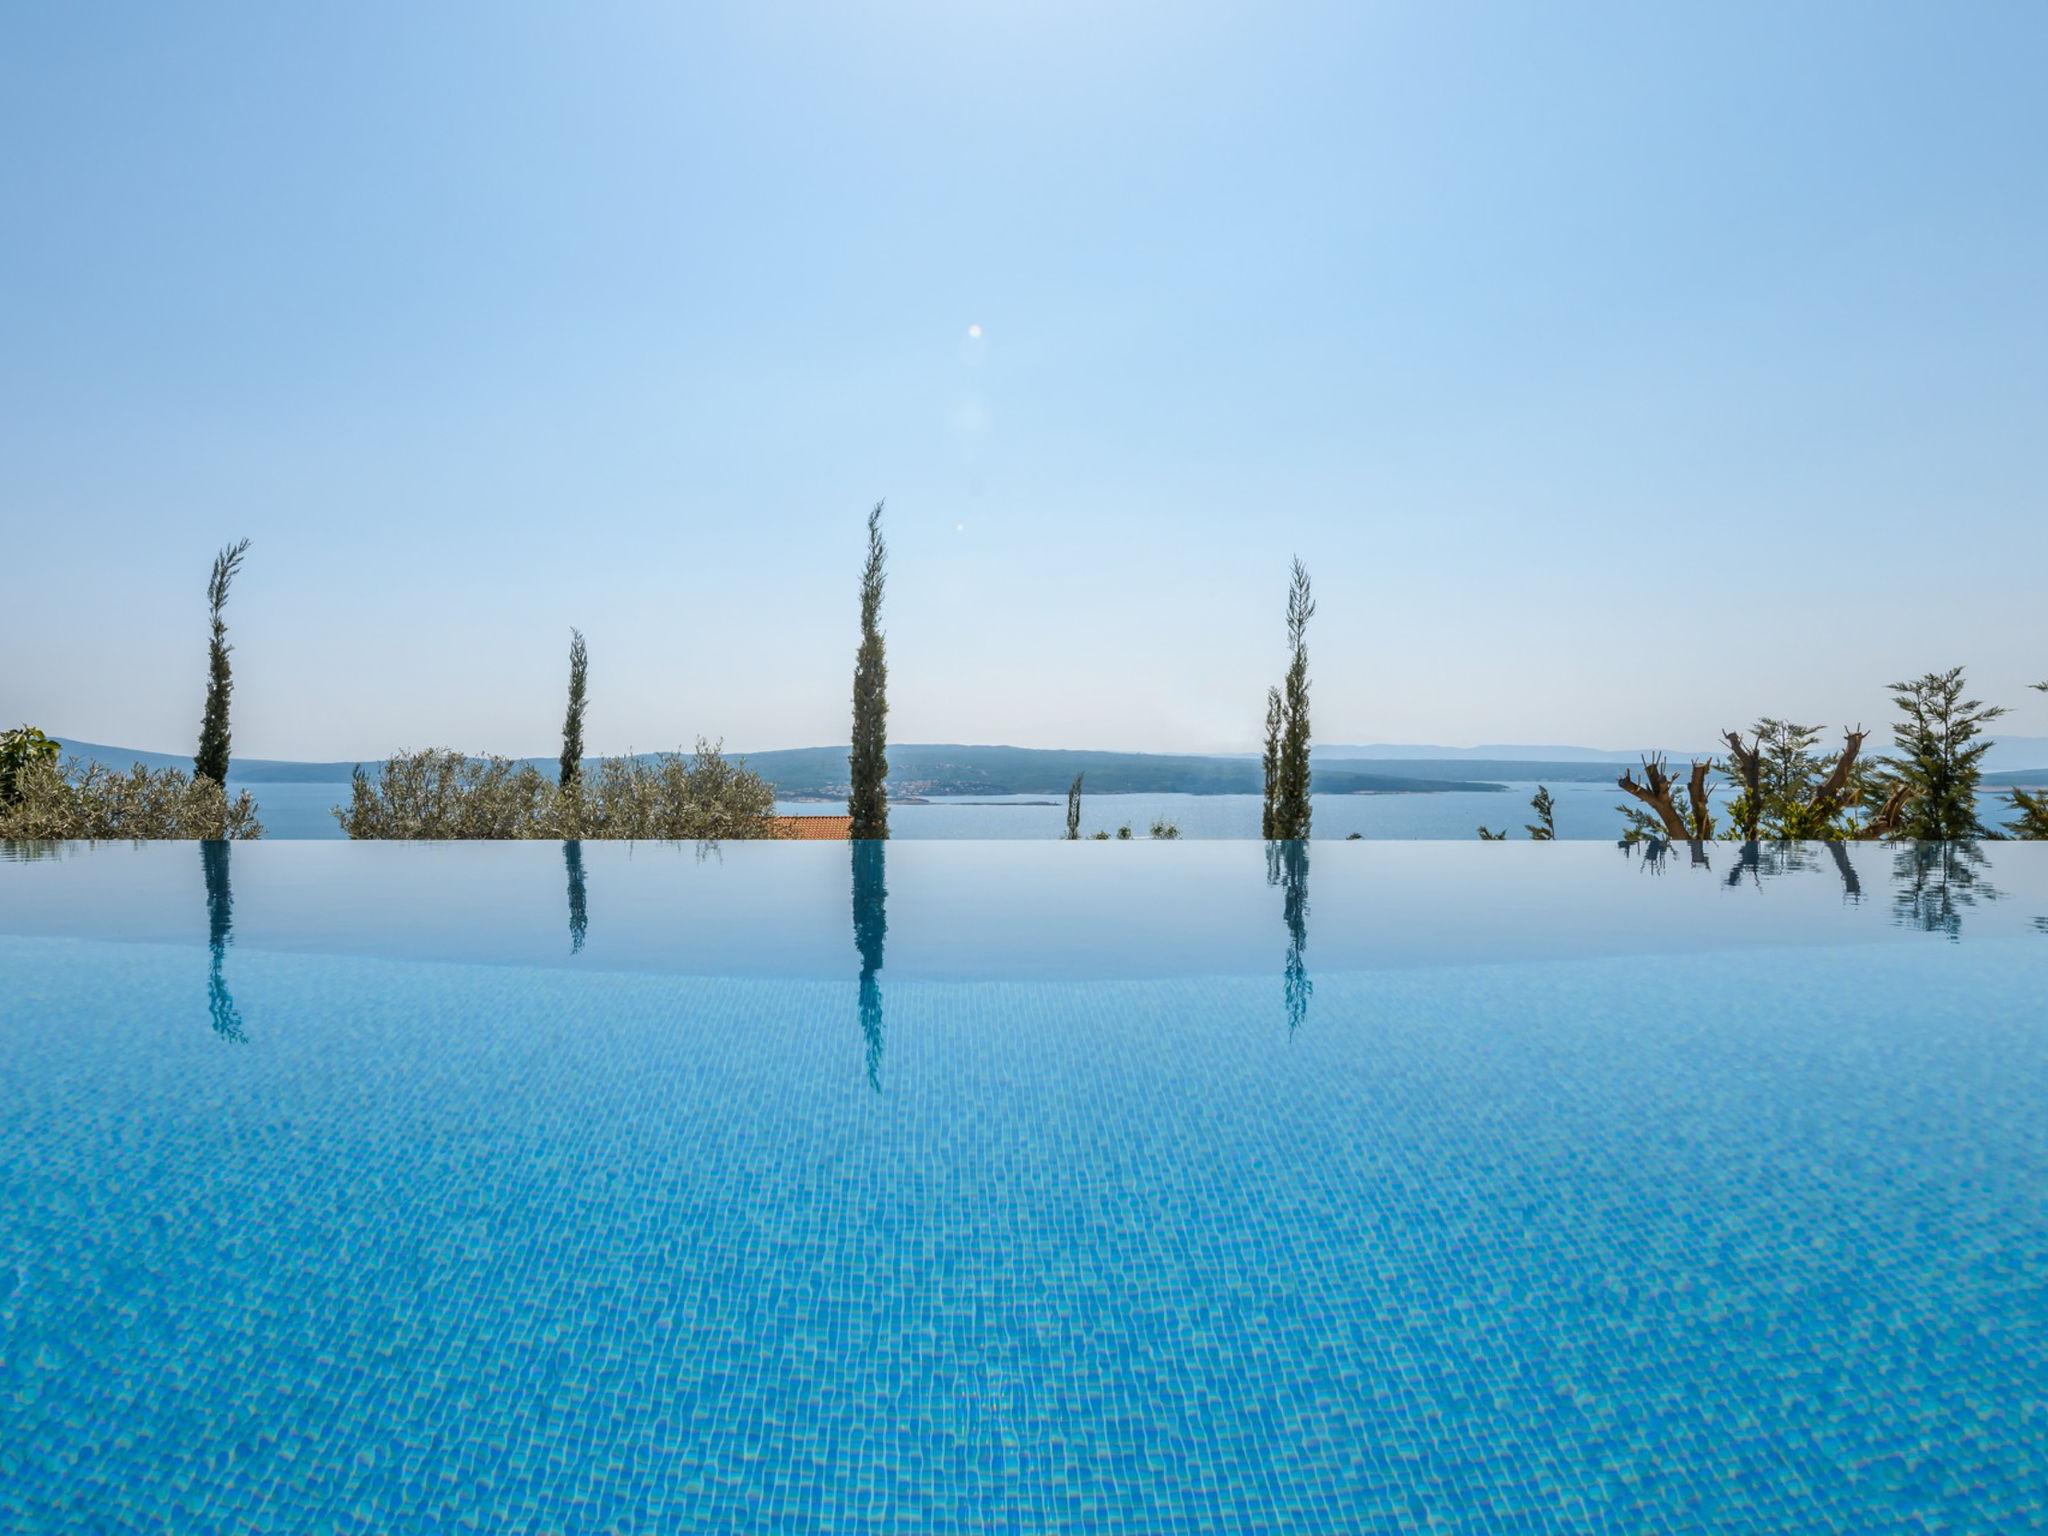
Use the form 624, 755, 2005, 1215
2, 932, 2046, 1531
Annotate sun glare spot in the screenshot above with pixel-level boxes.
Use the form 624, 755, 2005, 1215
966, 323, 983, 339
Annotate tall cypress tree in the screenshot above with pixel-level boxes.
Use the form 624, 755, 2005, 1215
559, 629, 589, 791
848, 501, 890, 839
1272, 559, 1315, 839
195, 539, 250, 785
1065, 772, 1084, 840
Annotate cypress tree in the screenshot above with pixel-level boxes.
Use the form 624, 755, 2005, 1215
1525, 785, 1556, 840
848, 501, 890, 839
1881, 667, 2006, 840
1272, 559, 1315, 839
559, 629, 589, 791
1259, 687, 1283, 839
195, 539, 250, 785
1065, 772, 1084, 840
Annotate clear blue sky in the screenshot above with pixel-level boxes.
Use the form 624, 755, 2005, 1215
4, 2, 2045, 759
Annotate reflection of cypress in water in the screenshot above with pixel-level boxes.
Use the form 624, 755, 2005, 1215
852, 841, 887, 1090
1273, 840, 1312, 1034
202, 839, 245, 1043
564, 840, 588, 954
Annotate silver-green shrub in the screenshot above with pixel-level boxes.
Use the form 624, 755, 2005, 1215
336, 741, 784, 840
0, 756, 263, 839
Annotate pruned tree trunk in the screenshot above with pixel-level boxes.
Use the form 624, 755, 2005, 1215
1722, 729, 1762, 840
1618, 756, 1693, 841
1807, 727, 1866, 821
1684, 759, 1714, 840
1862, 782, 1913, 839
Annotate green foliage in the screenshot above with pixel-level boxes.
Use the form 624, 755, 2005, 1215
335, 742, 780, 840
1065, 772, 1083, 840
2007, 786, 2048, 840
1090, 830, 1110, 841
1877, 667, 2006, 840
1115, 823, 1134, 840
1148, 816, 1181, 840
1264, 559, 1315, 840
0, 754, 263, 839
2010, 678, 2048, 838
1, 725, 61, 805
1526, 785, 1556, 841
1259, 687, 1282, 839
1720, 719, 1871, 840
195, 539, 250, 784
1476, 826, 1505, 840
1613, 803, 1665, 846
848, 501, 890, 839
559, 629, 589, 791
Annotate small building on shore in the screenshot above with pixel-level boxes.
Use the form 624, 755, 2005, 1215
768, 815, 853, 840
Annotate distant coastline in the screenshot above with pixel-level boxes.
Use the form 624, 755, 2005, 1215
46, 734, 2048, 801
48, 738, 1512, 799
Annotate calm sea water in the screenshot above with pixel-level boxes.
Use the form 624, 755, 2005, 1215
3, 840, 2045, 1531
229, 779, 2029, 841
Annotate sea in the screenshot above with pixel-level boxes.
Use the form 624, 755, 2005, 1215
227, 779, 2029, 842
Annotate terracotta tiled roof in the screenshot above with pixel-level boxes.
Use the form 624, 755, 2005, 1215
768, 815, 853, 840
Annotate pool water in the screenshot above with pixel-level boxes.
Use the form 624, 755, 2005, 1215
3, 840, 2045, 1532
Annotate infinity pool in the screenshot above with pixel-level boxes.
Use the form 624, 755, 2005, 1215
4, 840, 2045, 1532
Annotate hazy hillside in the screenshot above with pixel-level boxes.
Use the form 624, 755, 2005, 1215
51, 735, 2048, 797
49, 738, 1504, 797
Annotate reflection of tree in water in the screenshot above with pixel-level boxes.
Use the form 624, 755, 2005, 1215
202, 839, 245, 1042
563, 840, 588, 954
1824, 841, 1863, 901
1269, 840, 1311, 1034
1723, 841, 1864, 902
1891, 842, 1997, 942
852, 841, 887, 1090
1620, 837, 1710, 875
